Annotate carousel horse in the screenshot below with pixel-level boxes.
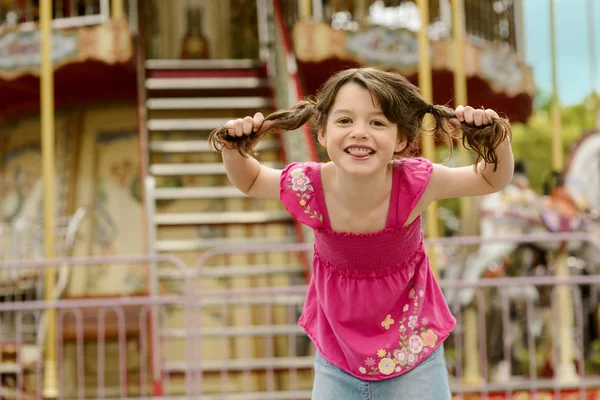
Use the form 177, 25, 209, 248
0, 178, 87, 378
443, 130, 600, 381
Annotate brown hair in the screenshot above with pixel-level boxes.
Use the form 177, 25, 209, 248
208, 67, 511, 171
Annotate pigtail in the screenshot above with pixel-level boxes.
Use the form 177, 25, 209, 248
208, 100, 316, 157
420, 104, 512, 172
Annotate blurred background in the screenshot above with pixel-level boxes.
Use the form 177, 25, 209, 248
0, 0, 598, 399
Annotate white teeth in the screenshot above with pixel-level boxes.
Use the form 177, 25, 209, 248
346, 147, 373, 154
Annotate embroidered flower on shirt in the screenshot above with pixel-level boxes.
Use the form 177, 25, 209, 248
408, 335, 424, 354
377, 349, 387, 358
378, 358, 395, 375
290, 168, 310, 191
408, 315, 418, 329
286, 166, 323, 222
365, 357, 376, 367
402, 304, 409, 312
421, 329, 438, 347
421, 317, 429, 326
393, 349, 409, 366
359, 367, 367, 374
381, 314, 394, 330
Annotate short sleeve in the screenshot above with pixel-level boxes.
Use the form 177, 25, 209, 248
393, 157, 433, 226
280, 162, 324, 229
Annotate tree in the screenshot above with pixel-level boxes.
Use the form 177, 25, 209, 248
511, 93, 599, 193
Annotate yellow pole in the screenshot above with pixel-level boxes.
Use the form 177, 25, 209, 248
112, 0, 124, 19
549, 0, 577, 384
452, 0, 470, 212
451, 0, 481, 386
299, 0, 311, 18
549, 0, 563, 172
417, 0, 440, 279
40, 0, 58, 398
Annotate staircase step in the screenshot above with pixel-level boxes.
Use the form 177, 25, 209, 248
155, 237, 297, 252
165, 356, 314, 372
162, 324, 303, 338
147, 118, 231, 131
150, 139, 278, 153
150, 162, 281, 176
146, 59, 260, 70
158, 264, 305, 279
146, 77, 267, 90
154, 186, 246, 200
146, 96, 271, 110
154, 211, 292, 225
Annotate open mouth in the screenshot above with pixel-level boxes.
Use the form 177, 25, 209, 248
344, 146, 375, 159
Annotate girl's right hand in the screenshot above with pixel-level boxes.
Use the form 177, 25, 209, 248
224, 112, 267, 138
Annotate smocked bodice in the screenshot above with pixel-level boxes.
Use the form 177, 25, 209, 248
313, 221, 423, 278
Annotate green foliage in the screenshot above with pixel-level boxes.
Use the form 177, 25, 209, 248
434, 93, 599, 221
511, 93, 599, 193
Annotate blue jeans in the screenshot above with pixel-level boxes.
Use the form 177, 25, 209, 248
312, 344, 451, 400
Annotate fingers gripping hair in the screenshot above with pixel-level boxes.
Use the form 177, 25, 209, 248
208, 100, 317, 157
422, 105, 512, 172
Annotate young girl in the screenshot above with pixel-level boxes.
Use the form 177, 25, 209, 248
209, 67, 513, 399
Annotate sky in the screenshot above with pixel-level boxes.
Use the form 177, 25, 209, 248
524, 0, 600, 106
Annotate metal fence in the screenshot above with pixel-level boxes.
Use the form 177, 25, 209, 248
1, 232, 600, 399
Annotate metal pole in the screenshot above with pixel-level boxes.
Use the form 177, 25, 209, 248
40, 0, 58, 397
299, 0, 311, 18
312, 0, 323, 20
451, 0, 470, 220
452, 0, 482, 386
588, 0, 599, 128
112, 0, 123, 19
549, 0, 578, 384
417, 0, 440, 279
549, 0, 563, 172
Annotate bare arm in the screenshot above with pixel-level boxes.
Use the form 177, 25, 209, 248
431, 137, 514, 200
220, 113, 282, 200
409, 106, 514, 220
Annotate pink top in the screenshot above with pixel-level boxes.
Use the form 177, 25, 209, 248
280, 157, 456, 381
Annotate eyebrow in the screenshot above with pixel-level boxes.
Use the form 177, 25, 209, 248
331, 109, 386, 117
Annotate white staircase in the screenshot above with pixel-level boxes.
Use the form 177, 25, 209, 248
141, 58, 311, 395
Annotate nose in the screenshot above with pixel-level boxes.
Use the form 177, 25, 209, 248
350, 122, 369, 139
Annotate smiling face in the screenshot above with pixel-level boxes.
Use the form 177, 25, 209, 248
318, 82, 407, 176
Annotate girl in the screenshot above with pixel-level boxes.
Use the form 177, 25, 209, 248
209, 67, 513, 399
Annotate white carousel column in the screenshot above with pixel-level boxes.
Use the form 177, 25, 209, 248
555, 252, 578, 383
312, 0, 323, 20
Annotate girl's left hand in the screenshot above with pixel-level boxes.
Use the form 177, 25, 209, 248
450, 105, 499, 127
